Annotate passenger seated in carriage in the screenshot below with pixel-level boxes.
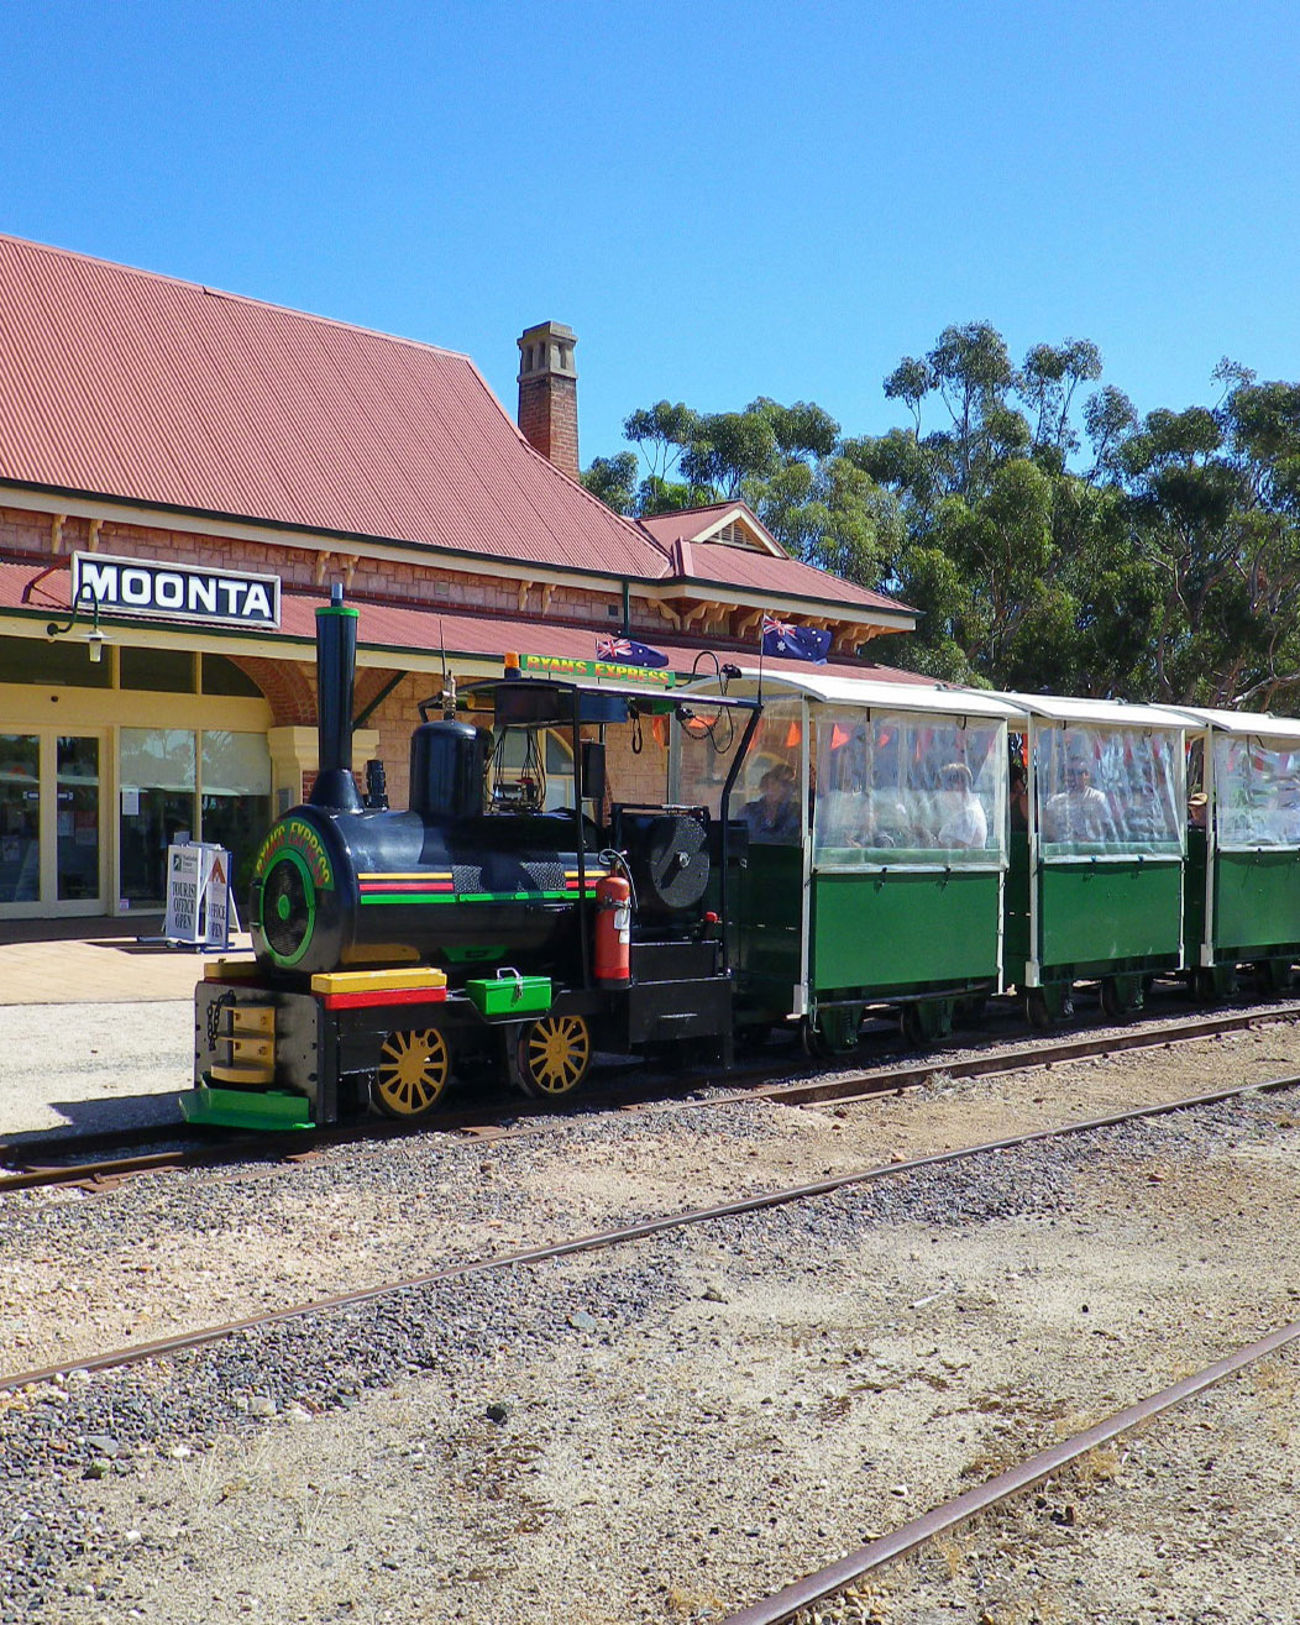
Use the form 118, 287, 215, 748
1043, 757, 1117, 843
744, 764, 801, 844
935, 762, 988, 849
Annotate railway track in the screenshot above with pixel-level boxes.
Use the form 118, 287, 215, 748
718, 1316, 1300, 1625
3, 999, 1298, 1197
3, 1063, 1297, 1394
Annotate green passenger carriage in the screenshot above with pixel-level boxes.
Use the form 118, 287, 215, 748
677, 673, 1020, 1050
1171, 707, 1300, 999
1003, 694, 1188, 1023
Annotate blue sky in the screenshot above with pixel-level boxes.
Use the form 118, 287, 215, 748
3, 1, 1297, 470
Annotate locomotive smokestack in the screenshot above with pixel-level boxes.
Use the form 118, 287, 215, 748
310, 585, 362, 811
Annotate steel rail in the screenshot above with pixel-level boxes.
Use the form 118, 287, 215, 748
2, 1068, 1297, 1396
4, 1003, 1297, 1196
717, 1317, 1300, 1625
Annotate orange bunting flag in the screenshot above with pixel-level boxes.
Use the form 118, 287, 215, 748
784, 720, 803, 748
650, 714, 668, 749
830, 723, 852, 750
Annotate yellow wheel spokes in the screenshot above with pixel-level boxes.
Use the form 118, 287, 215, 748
376, 1028, 450, 1117
525, 1014, 590, 1095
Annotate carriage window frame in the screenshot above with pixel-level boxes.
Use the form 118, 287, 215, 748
1213, 733, 1300, 851
811, 706, 1008, 871
1035, 722, 1184, 861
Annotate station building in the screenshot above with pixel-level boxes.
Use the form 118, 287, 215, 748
0, 233, 916, 924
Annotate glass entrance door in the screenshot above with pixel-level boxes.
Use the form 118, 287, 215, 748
0, 735, 41, 905
0, 732, 104, 917
55, 736, 101, 905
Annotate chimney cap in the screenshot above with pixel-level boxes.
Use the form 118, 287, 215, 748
517, 321, 578, 383
518, 320, 576, 344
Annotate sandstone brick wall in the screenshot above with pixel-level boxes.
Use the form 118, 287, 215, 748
2, 505, 628, 634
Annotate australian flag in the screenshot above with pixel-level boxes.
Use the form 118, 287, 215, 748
596, 634, 669, 669
761, 615, 831, 664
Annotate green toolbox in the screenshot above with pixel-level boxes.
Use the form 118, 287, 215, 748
466, 968, 552, 1017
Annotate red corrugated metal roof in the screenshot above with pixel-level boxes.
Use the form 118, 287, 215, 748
0, 235, 914, 628
0, 235, 660, 578
0, 561, 922, 683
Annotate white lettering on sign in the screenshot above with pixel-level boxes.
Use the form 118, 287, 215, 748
154, 573, 184, 609
71, 553, 281, 629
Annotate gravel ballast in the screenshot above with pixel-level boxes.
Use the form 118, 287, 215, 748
2, 1020, 1299, 1621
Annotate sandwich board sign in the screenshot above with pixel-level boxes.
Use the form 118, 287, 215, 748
163, 842, 240, 949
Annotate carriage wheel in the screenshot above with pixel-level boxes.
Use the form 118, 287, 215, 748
512, 1014, 591, 1099
1024, 989, 1054, 1030
899, 1003, 928, 1047
372, 1028, 451, 1119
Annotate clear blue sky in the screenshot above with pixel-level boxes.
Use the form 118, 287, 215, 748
3, 0, 1297, 469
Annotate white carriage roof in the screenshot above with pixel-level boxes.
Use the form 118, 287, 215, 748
1152, 705, 1300, 741
696, 669, 1026, 721
1001, 692, 1187, 731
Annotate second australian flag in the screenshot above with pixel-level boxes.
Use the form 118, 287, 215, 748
761, 615, 831, 664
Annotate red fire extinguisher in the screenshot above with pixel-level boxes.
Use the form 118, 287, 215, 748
594, 866, 632, 986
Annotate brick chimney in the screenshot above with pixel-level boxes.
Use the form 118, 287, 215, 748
517, 321, 579, 480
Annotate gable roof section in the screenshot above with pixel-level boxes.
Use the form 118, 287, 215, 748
0, 234, 661, 578
639, 502, 912, 620
638, 502, 786, 558
666, 536, 912, 617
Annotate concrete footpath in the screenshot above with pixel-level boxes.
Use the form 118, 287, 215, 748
0, 919, 254, 1139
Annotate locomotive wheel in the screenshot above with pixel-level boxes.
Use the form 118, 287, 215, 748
372, 1028, 451, 1119
512, 1014, 591, 1099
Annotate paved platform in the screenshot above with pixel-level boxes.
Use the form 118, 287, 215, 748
0, 920, 253, 1136
0, 917, 252, 1005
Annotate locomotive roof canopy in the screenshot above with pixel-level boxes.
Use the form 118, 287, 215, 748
460, 673, 760, 730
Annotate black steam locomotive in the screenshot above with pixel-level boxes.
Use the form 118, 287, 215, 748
182, 592, 759, 1129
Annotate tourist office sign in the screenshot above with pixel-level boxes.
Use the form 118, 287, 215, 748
71, 553, 281, 629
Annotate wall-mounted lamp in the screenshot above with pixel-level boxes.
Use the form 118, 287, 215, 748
46, 582, 107, 664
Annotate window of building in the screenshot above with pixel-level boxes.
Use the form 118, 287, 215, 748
118, 727, 272, 909
120, 646, 197, 693
200, 730, 272, 893
201, 654, 264, 697
119, 729, 197, 908
0, 633, 112, 688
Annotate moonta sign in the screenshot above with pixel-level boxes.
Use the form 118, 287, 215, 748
72, 553, 281, 629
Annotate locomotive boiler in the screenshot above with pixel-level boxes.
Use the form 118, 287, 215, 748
183, 590, 760, 1130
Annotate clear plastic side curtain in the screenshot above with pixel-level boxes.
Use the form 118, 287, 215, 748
810, 708, 1007, 868
1035, 724, 1184, 858
674, 699, 802, 835
1213, 734, 1300, 850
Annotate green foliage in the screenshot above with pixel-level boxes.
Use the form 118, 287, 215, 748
582, 328, 1300, 710
579, 452, 638, 515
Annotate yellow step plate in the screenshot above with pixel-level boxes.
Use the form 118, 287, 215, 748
204, 959, 262, 982
310, 967, 448, 995
209, 1059, 277, 1086
219, 1036, 275, 1066
220, 1004, 276, 1036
